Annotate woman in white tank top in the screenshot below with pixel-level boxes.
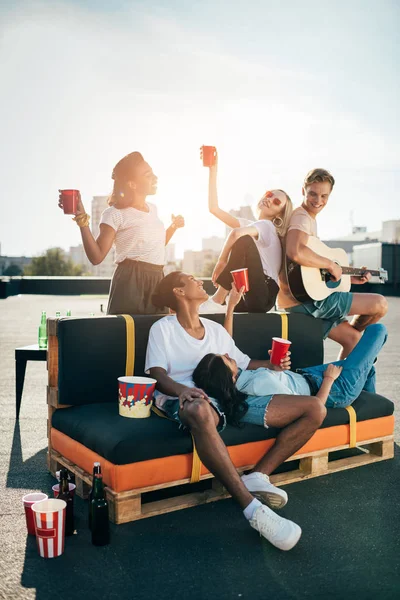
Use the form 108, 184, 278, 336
204, 151, 293, 313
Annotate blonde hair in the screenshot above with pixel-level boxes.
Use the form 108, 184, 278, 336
256, 189, 293, 238
303, 168, 335, 189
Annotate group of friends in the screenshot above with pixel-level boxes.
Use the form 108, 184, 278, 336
60, 151, 389, 551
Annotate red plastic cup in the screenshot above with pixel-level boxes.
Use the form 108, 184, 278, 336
32, 499, 66, 558
270, 337, 292, 366
201, 146, 216, 167
52, 483, 76, 498
230, 268, 250, 293
22, 493, 48, 535
60, 189, 80, 214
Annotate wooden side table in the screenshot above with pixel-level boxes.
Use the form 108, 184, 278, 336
15, 344, 47, 419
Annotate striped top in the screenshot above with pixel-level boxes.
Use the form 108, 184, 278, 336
100, 203, 166, 265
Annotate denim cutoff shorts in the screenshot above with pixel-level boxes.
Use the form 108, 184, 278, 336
161, 393, 276, 431
161, 397, 227, 432
287, 291, 353, 338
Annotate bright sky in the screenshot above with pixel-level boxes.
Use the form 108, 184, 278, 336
1, 0, 399, 259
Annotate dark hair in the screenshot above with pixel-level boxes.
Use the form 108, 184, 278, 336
152, 271, 186, 311
193, 354, 249, 427
109, 152, 145, 207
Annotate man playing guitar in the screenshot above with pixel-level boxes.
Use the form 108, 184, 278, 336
277, 168, 388, 358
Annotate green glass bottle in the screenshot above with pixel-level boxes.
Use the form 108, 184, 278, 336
66, 310, 72, 317
91, 473, 110, 546
38, 311, 47, 349
58, 468, 74, 536
88, 461, 101, 530
55, 311, 61, 318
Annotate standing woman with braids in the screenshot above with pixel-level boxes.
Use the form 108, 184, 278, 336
58, 152, 184, 314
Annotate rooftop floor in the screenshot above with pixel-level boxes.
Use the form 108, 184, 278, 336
1, 294, 399, 600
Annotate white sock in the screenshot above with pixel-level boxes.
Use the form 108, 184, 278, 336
243, 498, 262, 520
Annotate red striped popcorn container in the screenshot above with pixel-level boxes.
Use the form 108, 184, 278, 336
32, 499, 67, 558
118, 376, 157, 418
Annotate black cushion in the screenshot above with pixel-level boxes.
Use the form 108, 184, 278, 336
57, 313, 324, 406
52, 392, 394, 466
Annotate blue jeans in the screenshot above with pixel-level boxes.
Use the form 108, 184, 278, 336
298, 323, 388, 408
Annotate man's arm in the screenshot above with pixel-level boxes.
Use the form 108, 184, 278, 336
149, 367, 209, 409
286, 230, 342, 280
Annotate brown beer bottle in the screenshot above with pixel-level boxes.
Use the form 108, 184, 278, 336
91, 473, 110, 546
58, 468, 74, 536
88, 462, 101, 530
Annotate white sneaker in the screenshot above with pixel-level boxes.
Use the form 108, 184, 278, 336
249, 505, 302, 551
242, 472, 288, 509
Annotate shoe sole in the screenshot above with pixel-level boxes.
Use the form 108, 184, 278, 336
253, 491, 288, 510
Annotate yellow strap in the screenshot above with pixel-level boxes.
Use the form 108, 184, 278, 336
120, 315, 135, 376
280, 312, 288, 340
151, 405, 202, 483
345, 405, 357, 448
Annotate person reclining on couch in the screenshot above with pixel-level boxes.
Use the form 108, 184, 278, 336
145, 271, 330, 551
192, 324, 388, 426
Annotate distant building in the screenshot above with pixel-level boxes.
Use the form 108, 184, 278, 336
68, 245, 93, 274
90, 196, 115, 277
0, 255, 32, 276
182, 249, 219, 276
165, 243, 176, 264
225, 205, 255, 236
202, 236, 224, 253
381, 220, 400, 243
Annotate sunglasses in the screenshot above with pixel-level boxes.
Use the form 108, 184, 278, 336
262, 191, 283, 206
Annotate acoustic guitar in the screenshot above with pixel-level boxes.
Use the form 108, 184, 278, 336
285, 237, 388, 302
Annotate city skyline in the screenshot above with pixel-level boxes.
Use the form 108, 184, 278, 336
1, 1, 399, 259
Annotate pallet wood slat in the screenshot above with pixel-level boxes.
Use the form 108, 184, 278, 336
49, 435, 394, 524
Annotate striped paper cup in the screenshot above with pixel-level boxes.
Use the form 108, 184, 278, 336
32, 499, 66, 558
118, 376, 156, 418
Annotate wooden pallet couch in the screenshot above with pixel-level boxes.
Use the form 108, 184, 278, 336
47, 312, 395, 524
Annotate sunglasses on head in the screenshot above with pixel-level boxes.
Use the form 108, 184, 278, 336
263, 191, 283, 206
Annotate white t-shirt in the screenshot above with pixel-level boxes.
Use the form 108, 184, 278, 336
287, 206, 318, 237
100, 202, 166, 265
145, 315, 251, 407
238, 218, 282, 283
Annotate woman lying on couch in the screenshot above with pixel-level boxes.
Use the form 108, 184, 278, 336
193, 323, 387, 428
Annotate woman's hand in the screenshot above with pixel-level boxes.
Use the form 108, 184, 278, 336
323, 364, 342, 381
211, 258, 227, 287
268, 350, 291, 371
171, 214, 185, 229
226, 281, 244, 311
58, 190, 85, 216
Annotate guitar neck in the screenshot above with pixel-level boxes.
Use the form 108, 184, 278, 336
341, 267, 380, 277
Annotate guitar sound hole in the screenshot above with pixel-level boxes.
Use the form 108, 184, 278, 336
323, 273, 342, 289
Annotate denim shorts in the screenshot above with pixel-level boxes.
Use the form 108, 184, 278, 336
161, 393, 275, 431
287, 291, 353, 338
161, 398, 227, 432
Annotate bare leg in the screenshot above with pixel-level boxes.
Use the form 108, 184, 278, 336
210, 286, 229, 305
179, 399, 254, 509
252, 395, 326, 475
328, 321, 362, 359
348, 293, 388, 332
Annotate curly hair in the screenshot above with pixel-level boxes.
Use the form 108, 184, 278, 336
192, 354, 249, 427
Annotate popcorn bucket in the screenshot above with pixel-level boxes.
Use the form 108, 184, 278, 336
118, 376, 157, 418
32, 499, 66, 558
